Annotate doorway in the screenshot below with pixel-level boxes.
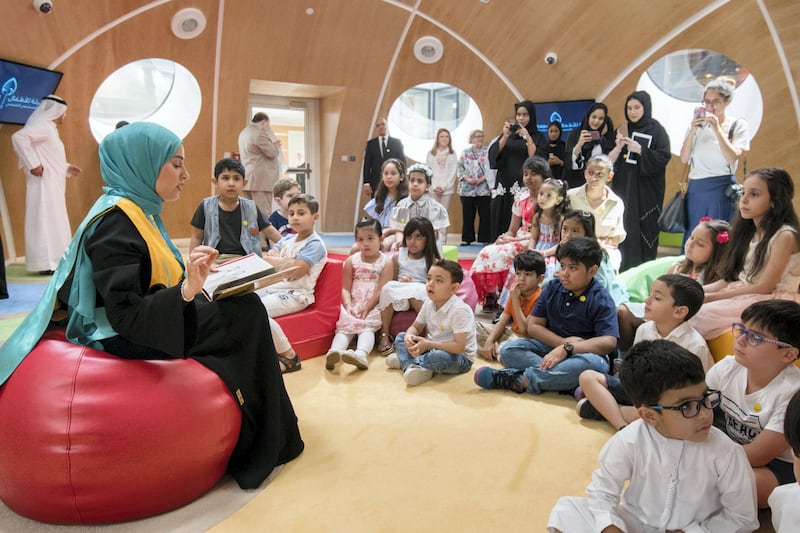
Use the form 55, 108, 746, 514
248, 96, 319, 200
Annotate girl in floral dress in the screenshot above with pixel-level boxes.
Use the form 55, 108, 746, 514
470, 156, 551, 308
326, 218, 393, 371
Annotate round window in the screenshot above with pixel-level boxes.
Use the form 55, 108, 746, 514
388, 82, 482, 161
89, 58, 201, 143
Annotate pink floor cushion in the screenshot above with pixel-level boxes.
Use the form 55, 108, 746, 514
0, 330, 241, 525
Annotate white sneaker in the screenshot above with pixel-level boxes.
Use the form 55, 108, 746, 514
385, 353, 401, 369
325, 350, 340, 370
402, 364, 433, 386
342, 349, 368, 370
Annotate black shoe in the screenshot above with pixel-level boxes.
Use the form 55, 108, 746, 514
491, 310, 503, 324
474, 367, 526, 394
576, 398, 606, 421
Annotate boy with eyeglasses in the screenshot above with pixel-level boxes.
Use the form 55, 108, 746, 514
548, 340, 758, 533
706, 299, 800, 509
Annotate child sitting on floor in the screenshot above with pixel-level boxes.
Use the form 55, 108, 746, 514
768, 389, 800, 531
548, 340, 758, 533
577, 274, 711, 430
476, 250, 545, 361
325, 218, 392, 371
706, 299, 800, 508
258, 194, 328, 373
386, 259, 477, 386
376, 217, 441, 356
189, 157, 282, 260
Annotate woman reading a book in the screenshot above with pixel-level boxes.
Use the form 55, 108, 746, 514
0, 122, 303, 490
609, 90, 671, 271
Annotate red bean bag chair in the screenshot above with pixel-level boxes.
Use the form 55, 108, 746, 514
0, 330, 241, 524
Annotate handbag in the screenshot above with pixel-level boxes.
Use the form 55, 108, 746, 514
657, 165, 689, 234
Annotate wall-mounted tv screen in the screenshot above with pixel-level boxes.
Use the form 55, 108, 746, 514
0, 59, 63, 125
534, 99, 595, 139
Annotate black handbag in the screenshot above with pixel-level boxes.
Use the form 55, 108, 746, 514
657, 165, 689, 234
657, 190, 687, 234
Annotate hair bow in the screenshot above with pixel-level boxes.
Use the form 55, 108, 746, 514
699, 216, 712, 222
716, 231, 729, 244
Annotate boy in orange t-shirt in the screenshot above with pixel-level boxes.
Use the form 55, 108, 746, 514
477, 251, 545, 360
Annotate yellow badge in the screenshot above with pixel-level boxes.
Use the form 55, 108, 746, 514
579, 295, 586, 302
754, 403, 761, 412
236, 389, 245, 406
243, 220, 248, 226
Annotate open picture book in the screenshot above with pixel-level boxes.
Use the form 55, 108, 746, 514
201, 253, 297, 301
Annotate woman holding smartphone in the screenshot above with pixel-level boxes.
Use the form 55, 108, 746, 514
679, 77, 750, 245
562, 103, 616, 189
610, 90, 671, 272
487, 100, 548, 239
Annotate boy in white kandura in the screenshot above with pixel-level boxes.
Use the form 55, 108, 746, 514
548, 340, 758, 533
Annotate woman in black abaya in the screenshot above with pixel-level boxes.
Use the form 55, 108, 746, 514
610, 90, 671, 272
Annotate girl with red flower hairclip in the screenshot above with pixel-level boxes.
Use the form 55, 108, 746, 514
691, 168, 800, 340
670, 217, 731, 284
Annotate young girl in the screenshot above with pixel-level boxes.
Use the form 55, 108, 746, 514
470, 155, 550, 309
389, 162, 450, 252
377, 217, 441, 355
363, 158, 408, 250
426, 128, 457, 213
691, 168, 800, 339
668, 217, 731, 284
529, 177, 570, 279
615, 218, 730, 351
326, 219, 393, 371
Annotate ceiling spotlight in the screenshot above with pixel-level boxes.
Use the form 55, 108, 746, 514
413, 36, 444, 64
171, 8, 206, 40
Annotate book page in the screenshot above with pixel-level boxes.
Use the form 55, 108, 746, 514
202, 253, 277, 301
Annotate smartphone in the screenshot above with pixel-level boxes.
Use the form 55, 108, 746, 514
588, 130, 600, 141
693, 107, 706, 119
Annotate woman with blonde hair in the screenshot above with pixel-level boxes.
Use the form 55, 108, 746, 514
426, 128, 458, 214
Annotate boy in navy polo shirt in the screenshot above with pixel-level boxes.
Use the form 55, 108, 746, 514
475, 236, 618, 394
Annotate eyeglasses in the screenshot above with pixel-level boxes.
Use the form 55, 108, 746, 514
702, 99, 725, 106
648, 390, 721, 419
731, 322, 794, 349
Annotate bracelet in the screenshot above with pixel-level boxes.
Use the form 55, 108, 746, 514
180, 280, 193, 303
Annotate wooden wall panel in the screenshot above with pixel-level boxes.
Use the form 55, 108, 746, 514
1, 0, 799, 260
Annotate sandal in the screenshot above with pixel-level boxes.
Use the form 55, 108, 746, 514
377, 333, 394, 356
278, 354, 302, 374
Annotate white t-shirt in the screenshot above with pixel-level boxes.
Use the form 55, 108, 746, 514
415, 294, 477, 361
688, 117, 749, 180
768, 482, 800, 532
706, 356, 800, 463
633, 321, 713, 372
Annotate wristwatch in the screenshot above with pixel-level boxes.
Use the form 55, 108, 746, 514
563, 342, 574, 358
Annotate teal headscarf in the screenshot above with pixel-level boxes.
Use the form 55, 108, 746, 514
0, 122, 185, 385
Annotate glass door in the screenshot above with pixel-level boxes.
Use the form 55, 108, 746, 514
248, 96, 318, 198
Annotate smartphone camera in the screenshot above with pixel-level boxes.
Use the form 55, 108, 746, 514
508, 123, 520, 133
693, 107, 706, 120
588, 130, 600, 141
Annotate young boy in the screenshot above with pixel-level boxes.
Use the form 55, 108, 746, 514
386, 259, 476, 386
474, 237, 617, 395
768, 389, 800, 531
577, 274, 711, 430
476, 250, 545, 361
548, 340, 758, 532
268, 178, 302, 236
189, 158, 282, 260
706, 299, 800, 509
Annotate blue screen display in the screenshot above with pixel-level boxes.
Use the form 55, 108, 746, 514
534, 99, 595, 139
0, 59, 63, 125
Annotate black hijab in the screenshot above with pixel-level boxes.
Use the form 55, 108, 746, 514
515, 100, 538, 139
624, 90, 656, 134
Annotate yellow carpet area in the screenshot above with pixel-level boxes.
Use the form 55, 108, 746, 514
211, 353, 615, 532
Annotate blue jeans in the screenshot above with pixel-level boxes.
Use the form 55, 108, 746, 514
394, 333, 473, 374
499, 337, 609, 394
